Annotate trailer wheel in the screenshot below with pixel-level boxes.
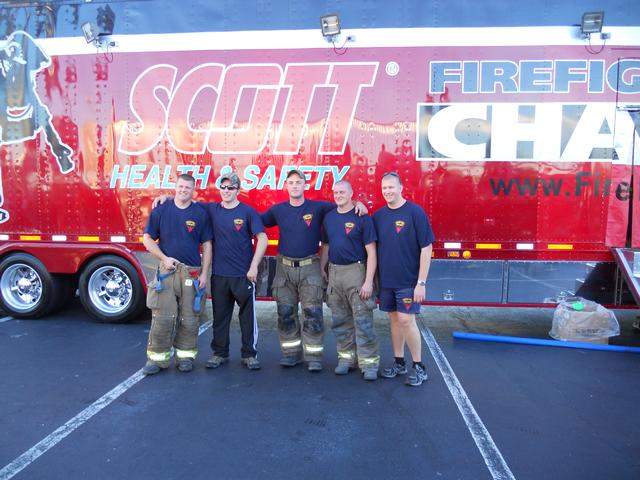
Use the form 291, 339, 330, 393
79, 255, 145, 323
0, 253, 66, 318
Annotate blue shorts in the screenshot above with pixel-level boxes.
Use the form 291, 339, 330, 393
378, 287, 422, 314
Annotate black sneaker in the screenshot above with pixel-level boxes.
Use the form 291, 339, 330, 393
405, 365, 428, 386
381, 362, 407, 378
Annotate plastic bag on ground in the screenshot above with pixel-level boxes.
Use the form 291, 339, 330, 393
549, 297, 619, 342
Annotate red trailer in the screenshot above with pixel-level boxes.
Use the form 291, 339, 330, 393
0, 1, 639, 322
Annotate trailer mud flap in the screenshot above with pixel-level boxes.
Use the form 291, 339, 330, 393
605, 164, 631, 247
606, 108, 640, 248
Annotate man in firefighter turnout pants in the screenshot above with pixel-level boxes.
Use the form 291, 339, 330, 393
320, 180, 379, 381
262, 169, 368, 371
142, 174, 213, 375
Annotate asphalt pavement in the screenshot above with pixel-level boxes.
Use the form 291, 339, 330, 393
1, 301, 639, 480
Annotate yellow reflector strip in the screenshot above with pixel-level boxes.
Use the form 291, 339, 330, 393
359, 357, 380, 364
304, 345, 324, 353
78, 236, 100, 242
547, 244, 573, 250
175, 349, 198, 359
268, 239, 279, 246
147, 351, 171, 362
20, 235, 41, 241
475, 243, 502, 249
139, 236, 144, 243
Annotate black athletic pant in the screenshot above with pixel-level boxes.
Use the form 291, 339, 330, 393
211, 275, 258, 358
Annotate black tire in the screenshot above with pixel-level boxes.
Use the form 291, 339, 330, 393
0, 253, 66, 318
78, 255, 145, 323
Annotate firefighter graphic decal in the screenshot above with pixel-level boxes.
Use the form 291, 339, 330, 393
0, 31, 74, 224
344, 222, 355, 235
303, 214, 313, 227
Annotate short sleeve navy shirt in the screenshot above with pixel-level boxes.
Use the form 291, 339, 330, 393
373, 201, 435, 289
261, 199, 334, 258
207, 202, 265, 277
144, 200, 213, 267
322, 208, 377, 265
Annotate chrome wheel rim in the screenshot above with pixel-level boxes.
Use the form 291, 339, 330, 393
0, 263, 43, 312
87, 266, 133, 314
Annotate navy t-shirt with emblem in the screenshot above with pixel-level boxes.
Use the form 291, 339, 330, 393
262, 200, 334, 258
144, 200, 213, 267
322, 208, 377, 265
207, 202, 265, 277
373, 201, 435, 289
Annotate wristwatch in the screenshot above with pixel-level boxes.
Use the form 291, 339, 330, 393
417, 280, 426, 286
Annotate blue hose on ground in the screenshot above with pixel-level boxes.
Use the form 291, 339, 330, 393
452, 331, 640, 353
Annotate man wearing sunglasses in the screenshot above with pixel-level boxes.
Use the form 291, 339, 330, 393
204, 172, 268, 371
374, 171, 435, 387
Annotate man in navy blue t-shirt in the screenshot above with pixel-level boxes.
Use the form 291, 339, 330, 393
262, 169, 335, 371
204, 172, 268, 371
320, 180, 379, 381
142, 174, 213, 375
373, 172, 435, 387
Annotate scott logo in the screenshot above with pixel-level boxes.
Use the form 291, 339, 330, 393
0, 31, 74, 224
118, 62, 378, 157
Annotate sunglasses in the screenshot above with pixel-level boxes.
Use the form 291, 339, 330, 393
219, 185, 239, 191
382, 171, 400, 178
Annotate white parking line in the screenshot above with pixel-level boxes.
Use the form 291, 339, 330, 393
0, 316, 13, 323
0, 320, 212, 480
418, 318, 516, 480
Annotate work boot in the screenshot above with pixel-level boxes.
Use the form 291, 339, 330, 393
241, 356, 261, 370
205, 355, 229, 369
142, 361, 161, 376
381, 361, 408, 379
405, 365, 428, 387
307, 361, 322, 372
279, 354, 303, 367
334, 359, 354, 375
177, 359, 193, 372
363, 368, 378, 381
